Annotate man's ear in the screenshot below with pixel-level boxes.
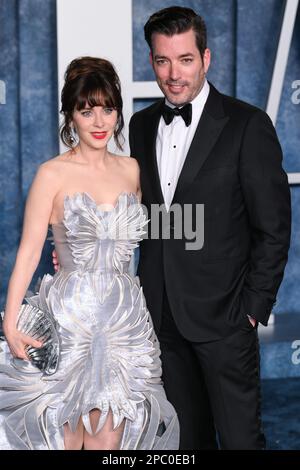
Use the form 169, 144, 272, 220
203, 48, 211, 74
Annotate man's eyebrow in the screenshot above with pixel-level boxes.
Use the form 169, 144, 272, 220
154, 53, 195, 60
178, 53, 195, 58
154, 55, 168, 60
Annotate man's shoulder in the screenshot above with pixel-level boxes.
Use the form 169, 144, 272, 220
208, 82, 263, 117
209, 86, 276, 140
214, 85, 266, 121
207, 83, 275, 135
130, 98, 164, 125
223, 93, 262, 115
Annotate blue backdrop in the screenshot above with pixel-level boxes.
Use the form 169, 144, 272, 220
0, 0, 299, 316
0, 0, 58, 305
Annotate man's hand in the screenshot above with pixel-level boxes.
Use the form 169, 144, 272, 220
52, 249, 60, 272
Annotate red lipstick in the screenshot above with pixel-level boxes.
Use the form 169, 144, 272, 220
91, 132, 107, 140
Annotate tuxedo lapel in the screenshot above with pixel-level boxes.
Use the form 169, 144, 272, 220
173, 85, 229, 204
144, 100, 165, 205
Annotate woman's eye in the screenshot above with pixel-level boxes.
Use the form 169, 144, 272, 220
103, 107, 114, 114
81, 110, 92, 117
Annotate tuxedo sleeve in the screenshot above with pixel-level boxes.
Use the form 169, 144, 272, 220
239, 110, 291, 326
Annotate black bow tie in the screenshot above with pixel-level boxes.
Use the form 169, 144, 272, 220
162, 102, 192, 127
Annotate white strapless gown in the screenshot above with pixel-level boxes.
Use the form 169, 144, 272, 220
0, 192, 179, 450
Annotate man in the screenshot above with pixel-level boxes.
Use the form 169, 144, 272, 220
129, 6, 291, 449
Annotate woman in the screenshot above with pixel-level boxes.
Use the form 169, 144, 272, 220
0, 57, 179, 450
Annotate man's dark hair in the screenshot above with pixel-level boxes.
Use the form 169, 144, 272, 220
144, 6, 207, 59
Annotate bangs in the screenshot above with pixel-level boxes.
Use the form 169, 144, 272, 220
75, 75, 116, 110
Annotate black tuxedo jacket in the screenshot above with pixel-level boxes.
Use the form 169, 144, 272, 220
129, 84, 291, 342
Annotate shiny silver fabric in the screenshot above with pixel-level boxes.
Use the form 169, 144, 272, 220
18, 304, 60, 375
0, 192, 179, 450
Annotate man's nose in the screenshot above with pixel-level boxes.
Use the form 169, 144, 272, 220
169, 63, 180, 81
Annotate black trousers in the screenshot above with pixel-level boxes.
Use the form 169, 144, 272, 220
158, 289, 266, 450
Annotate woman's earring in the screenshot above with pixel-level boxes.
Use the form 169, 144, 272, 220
70, 126, 78, 145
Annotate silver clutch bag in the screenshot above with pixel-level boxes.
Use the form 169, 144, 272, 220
1, 304, 60, 375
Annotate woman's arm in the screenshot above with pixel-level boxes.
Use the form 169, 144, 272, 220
2, 162, 59, 358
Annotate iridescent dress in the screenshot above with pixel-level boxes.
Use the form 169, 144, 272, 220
0, 192, 179, 450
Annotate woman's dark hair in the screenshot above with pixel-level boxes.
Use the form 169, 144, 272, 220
60, 56, 124, 150
144, 6, 207, 59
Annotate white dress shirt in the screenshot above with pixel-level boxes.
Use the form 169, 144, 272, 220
156, 79, 210, 210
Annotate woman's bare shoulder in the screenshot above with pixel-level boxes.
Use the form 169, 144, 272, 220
38, 151, 73, 173
114, 154, 140, 171
42, 150, 73, 166
113, 155, 140, 194
32, 152, 73, 188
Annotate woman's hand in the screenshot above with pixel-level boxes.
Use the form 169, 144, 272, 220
2, 324, 42, 360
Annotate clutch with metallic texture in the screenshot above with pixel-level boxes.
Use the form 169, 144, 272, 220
0, 304, 60, 375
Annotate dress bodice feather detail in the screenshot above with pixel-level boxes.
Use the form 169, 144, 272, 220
53, 192, 147, 274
